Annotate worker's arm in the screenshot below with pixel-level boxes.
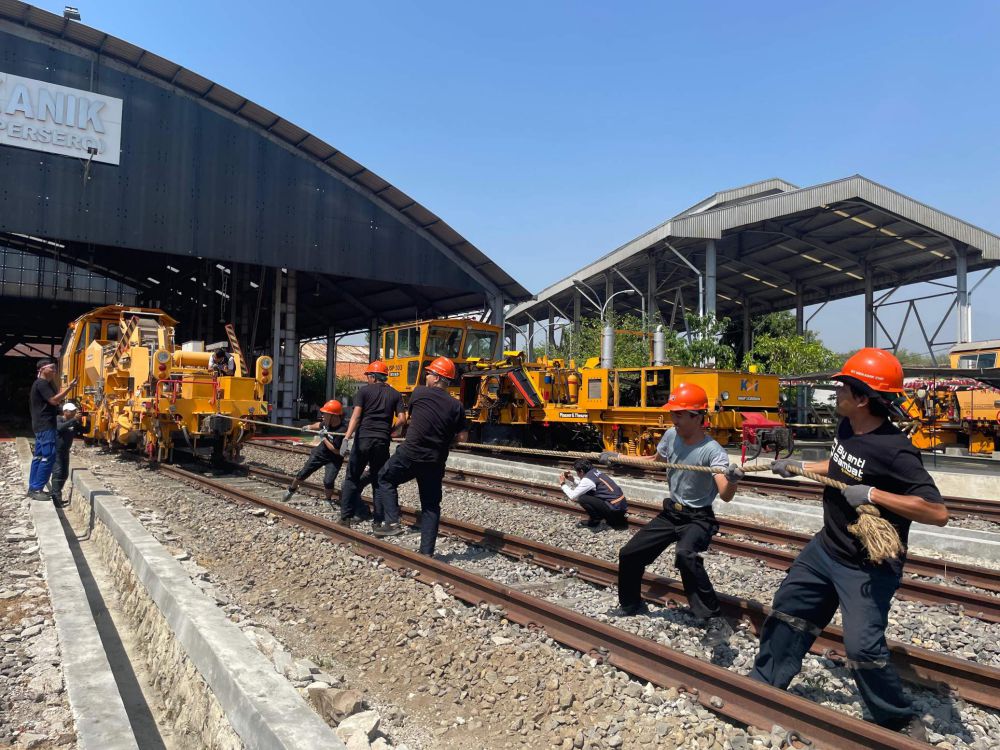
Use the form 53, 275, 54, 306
869, 490, 949, 526
46, 378, 77, 406
804, 459, 830, 476
561, 475, 595, 501
453, 429, 469, 445
392, 408, 408, 433
342, 406, 363, 441
713, 473, 738, 503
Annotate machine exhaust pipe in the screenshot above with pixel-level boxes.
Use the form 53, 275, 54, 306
653, 325, 666, 366
601, 324, 615, 369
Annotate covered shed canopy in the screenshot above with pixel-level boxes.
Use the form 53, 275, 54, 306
0, 0, 529, 344
508, 176, 1000, 350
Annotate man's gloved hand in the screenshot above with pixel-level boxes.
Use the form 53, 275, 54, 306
599, 451, 620, 465
842, 484, 874, 509
724, 463, 744, 483
771, 458, 803, 478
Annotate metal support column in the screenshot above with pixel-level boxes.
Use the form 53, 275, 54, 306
955, 244, 971, 343
573, 290, 581, 332
527, 320, 535, 361
368, 319, 379, 361
864, 264, 875, 347
270, 270, 298, 423
647, 252, 658, 325
489, 295, 506, 359
705, 240, 717, 317
742, 298, 752, 357
795, 285, 805, 335
325, 325, 336, 400
605, 274, 615, 320
547, 305, 555, 358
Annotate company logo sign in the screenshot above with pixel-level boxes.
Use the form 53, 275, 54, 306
0, 72, 122, 165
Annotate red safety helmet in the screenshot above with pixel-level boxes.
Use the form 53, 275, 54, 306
319, 399, 343, 415
426, 356, 456, 380
832, 348, 904, 395
365, 360, 389, 376
663, 382, 709, 412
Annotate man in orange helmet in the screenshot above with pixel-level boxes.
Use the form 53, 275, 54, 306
282, 400, 347, 505
373, 356, 468, 555
616, 382, 744, 620
752, 348, 948, 741
340, 360, 406, 525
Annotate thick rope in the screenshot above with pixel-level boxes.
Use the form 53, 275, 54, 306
605, 454, 772, 473
783, 463, 904, 563
456, 442, 601, 460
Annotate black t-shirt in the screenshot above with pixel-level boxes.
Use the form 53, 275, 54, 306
400, 386, 468, 463
29, 378, 59, 433
56, 415, 84, 449
353, 383, 404, 440
819, 417, 943, 567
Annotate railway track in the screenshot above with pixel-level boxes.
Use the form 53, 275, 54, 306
252, 440, 1000, 523
228, 460, 1000, 713
156, 461, 934, 750
247, 441, 1000, 603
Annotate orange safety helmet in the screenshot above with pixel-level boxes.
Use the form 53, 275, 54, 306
663, 382, 709, 412
319, 399, 343, 415
426, 356, 457, 380
832, 348, 904, 394
365, 360, 389, 376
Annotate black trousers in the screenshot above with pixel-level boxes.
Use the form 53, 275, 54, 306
375, 450, 445, 555
751, 538, 912, 729
50, 444, 73, 502
577, 493, 628, 528
340, 437, 389, 521
618, 503, 720, 618
295, 443, 343, 494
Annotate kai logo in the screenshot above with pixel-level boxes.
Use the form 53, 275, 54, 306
740, 378, 759, 392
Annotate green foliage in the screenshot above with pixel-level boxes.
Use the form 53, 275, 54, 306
668, 313, 736, 369
300, 359, 326, 406
744, 333, 840, 376
552, 312, 650, 367
299, 359, 361, 407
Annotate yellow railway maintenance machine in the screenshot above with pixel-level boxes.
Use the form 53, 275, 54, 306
59, 305, 272, 462
900, 339, 1000, 455
378, 318, 791, 458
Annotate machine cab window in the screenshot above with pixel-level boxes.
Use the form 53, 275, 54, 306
463, 329, 497, 360
426, 326, 463, 359
397, 327, 421, 357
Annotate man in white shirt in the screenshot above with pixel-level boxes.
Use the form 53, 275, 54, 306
559, 458, 629, 530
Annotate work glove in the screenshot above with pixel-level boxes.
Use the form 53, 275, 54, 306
770, 458, 803, 478
724, 463, 744, 483
842, 484, 874, 509
599, 451, 620, 465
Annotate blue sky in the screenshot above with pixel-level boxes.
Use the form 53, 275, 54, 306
38, 1, 1000, 353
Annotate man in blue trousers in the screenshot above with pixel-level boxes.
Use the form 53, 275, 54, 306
28, 358, 76, 500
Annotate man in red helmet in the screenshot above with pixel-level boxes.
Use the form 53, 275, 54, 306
340, 360, 406, 525
282, 400, 347, 505
616, 382, 744, 620
753, 348, 948, 741
373, 356, 468, 555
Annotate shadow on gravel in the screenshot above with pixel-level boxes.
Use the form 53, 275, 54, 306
55, 504, 170, 750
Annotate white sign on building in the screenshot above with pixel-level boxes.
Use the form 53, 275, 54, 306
0, 72, 123, 166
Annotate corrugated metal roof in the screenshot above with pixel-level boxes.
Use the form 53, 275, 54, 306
508, 174, 1000, 325
670, 176, 1000, 258
0, 0, 529, 304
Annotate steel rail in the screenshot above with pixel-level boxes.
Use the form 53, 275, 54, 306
442, 467, 1000, 597
158, 463, 928, 750
239, 463, 1000, 711
251, 442, 1000, 522
437, 470, 1000, 624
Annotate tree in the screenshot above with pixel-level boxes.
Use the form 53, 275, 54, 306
666, 313, 736, 369
299, 360, 361, 408
744, 333, 840, 376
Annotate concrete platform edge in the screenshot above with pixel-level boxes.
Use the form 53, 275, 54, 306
71, 468, 344, 750
15, 438, 139, 750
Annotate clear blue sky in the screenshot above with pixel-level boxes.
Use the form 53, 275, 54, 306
38, 1, 1000, 354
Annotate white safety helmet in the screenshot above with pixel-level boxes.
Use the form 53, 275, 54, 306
62, 402, 78, 412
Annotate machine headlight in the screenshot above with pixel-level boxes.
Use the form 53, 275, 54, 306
720, 391, 730, 401
916, 388, 928, 399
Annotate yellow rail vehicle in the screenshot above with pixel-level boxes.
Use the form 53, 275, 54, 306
464, 356, 787, 456
59, 305, 272, 462
901, 339, 1000, 455
378, 318, 789, 457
